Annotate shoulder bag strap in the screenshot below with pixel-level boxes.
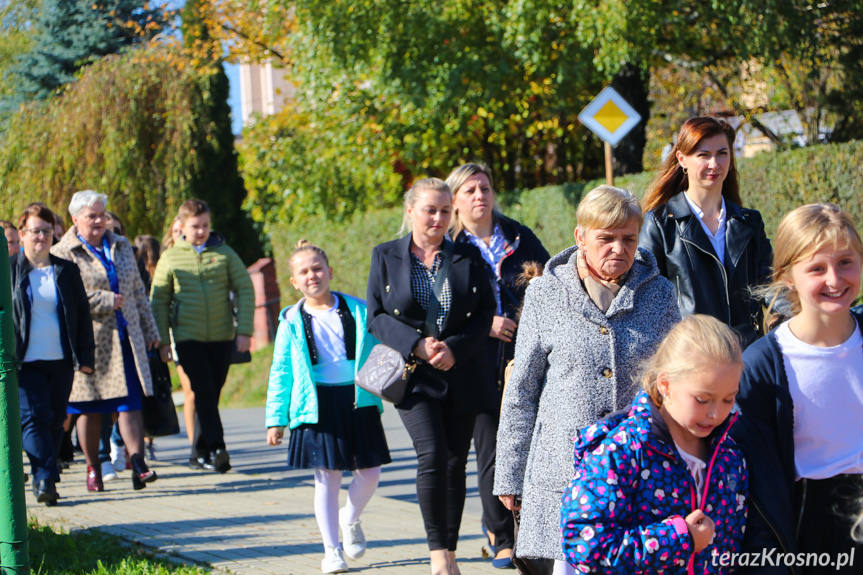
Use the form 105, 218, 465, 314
424, 240, 454, 338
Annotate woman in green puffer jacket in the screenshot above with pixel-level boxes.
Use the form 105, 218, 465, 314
150, 198, 254, 473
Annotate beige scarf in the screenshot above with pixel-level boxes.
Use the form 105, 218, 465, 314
577, 249, 623, 313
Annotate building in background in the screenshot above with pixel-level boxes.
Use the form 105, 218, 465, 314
238, 61, 293, 127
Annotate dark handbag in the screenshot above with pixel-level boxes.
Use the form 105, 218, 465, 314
355, 240, 454, 403
142, 351, 181, 437
230, 340, 252, 364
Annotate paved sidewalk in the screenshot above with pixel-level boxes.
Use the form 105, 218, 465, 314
25, 406, 502, 574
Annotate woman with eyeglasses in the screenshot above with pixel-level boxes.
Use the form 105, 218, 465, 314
11, 203, 95, 506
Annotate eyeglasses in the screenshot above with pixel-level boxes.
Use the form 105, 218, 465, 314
24, 228, 54, 237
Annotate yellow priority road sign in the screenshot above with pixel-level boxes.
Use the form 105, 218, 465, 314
578, 87, 642, 146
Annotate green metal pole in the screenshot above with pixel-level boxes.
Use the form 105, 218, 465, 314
0, 235, 30, 574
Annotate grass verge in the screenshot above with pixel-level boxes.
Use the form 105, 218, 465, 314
28, 517, 208, 574
219, 343, 274, 408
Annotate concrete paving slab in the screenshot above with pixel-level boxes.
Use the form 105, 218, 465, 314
25, 406, 502, 574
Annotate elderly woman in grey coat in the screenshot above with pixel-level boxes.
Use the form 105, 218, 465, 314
494, 186, 680, 575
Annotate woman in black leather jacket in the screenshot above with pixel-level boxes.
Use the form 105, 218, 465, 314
640, 116, 772, 347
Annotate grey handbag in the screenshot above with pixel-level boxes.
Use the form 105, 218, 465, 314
355, 240, 454, 403
355, 344, 417, 403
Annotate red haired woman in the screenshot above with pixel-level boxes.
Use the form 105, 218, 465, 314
640, 116, 773, 347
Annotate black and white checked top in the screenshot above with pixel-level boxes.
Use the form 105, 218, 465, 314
409, 250, 451, 336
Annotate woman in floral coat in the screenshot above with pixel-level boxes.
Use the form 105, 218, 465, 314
52, 190, 160, 492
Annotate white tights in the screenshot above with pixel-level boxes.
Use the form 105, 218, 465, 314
552, 559, 575, 575
313, 467, 381, 548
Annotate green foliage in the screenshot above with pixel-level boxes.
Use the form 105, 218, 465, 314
237, 0, 609, 229
268, 140, 863, 305
0, 41, 261, 260
28, 517, 207, 574
9, 0, 167, 102
0, 0, 38, 108
740, 140, 863, 237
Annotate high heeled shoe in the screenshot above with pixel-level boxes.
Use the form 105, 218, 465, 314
130, 454, 157, 490
86, 465, 104, 492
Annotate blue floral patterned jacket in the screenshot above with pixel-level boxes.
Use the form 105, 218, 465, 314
561, 390, 748, 574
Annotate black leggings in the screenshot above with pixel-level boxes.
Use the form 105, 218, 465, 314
175, 340, 234, 456
474, 409, 516, 551
398, 394, 476, 551
796, 474, 863, 574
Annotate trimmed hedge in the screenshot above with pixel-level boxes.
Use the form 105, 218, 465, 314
270, 140, 863, 305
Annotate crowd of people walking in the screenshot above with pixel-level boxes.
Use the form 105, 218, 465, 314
10, 115, 863, 575
11, 192, 252, 504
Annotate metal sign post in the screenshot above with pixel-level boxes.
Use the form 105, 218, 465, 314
578, 87, 642, 186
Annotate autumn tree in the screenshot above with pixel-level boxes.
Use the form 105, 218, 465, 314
179, 0, 262, 261
10, 0, 166, 101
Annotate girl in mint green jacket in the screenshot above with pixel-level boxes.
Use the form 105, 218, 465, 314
266, 240, 390, 574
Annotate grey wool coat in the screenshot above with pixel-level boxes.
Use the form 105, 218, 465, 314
493, 245, 681, 561
52, 228, 160, 402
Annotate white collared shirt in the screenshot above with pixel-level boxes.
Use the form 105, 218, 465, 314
675, 441, 707, 503
684, 192, 726, 264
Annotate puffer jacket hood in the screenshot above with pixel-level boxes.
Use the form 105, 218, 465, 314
562, 390, 748, 574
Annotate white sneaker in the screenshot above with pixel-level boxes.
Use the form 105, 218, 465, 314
101, 460, 118, 482
339, 507, 366, 560
321, 546, 348, 574
110, 441, 126, 473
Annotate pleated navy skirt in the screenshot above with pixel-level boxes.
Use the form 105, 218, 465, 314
287, 385, 391, 471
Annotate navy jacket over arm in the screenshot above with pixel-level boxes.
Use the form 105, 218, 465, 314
11, 253, 96, 371
454, 214, 550, 411
732, 309, 863, 574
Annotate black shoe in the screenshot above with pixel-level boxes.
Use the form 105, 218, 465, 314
189, 456, 215, 471
212, 449, 231, 474
33, 480, 58, 506
130, 454, 157, 490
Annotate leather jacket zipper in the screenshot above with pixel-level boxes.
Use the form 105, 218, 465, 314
681, 238, 731, 325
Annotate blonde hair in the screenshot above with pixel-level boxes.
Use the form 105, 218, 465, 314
762, 203, 863, 319
576, 185, 644, 233
445, 163, 503, 237
642, 315, 743, 407
162, 216, 181, 250
399, 177, 451, 235
289, 239, 330, 273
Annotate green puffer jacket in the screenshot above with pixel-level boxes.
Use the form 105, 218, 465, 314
150, 232, 254, 343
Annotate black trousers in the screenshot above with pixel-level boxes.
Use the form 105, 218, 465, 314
474, 409, 516, 551
796, 474, 863, 574
18, 359, 74, 484
398, 393, 476, 551
175, 340, 234, 456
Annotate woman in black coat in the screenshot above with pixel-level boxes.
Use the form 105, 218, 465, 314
445, 163, 549, 569
640, 116, 772, 347
11, 203, 95, 506
367, 177, 495, 575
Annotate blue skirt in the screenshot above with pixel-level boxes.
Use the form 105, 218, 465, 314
287, 385, 391, 471
67, 337, 143, 415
